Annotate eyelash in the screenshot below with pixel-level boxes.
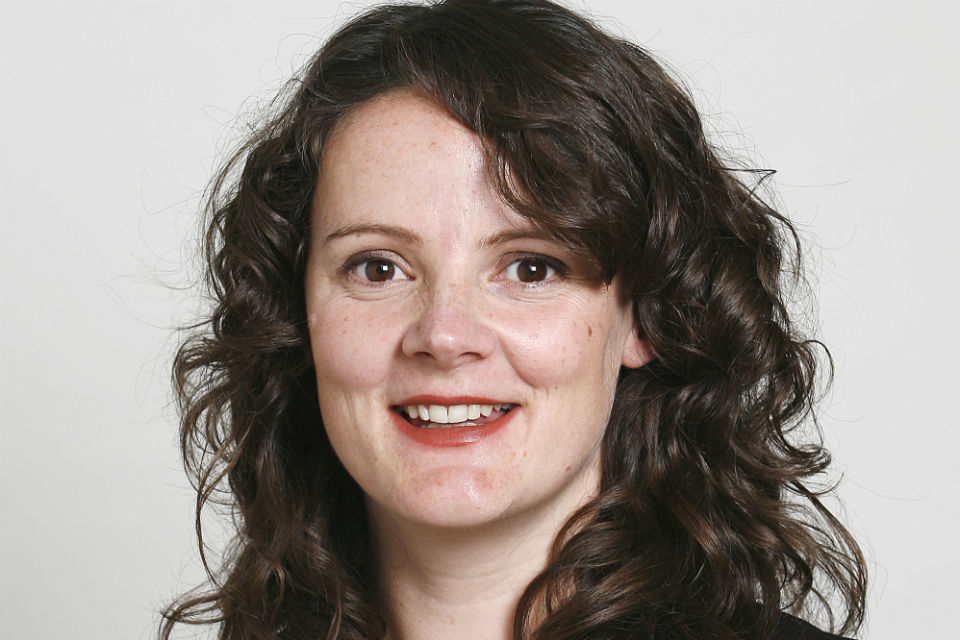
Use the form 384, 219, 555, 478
337, 252, 569, 285
339, 251, 409, 284
500, 253, 569, 285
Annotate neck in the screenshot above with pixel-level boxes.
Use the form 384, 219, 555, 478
369, 474, 597, 640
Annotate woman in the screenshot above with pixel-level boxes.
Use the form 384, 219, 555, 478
162, 1, 866, 638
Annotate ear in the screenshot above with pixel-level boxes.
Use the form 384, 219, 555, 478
621, 322, 653, 369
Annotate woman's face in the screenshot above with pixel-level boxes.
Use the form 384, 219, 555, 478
305, 92, 647, 533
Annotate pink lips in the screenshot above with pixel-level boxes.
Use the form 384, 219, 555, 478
391, 396, 517, 447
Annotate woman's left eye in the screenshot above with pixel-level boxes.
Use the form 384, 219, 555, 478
503, 256, 564, 284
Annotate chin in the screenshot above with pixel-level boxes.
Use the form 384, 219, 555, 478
368, 464, 519, 530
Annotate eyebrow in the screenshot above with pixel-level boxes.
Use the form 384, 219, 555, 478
321, 221, 556, 248
322, 223, 423, 246
479, 227, 558, 249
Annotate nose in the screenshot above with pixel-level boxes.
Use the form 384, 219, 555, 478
400, 282, 496, 369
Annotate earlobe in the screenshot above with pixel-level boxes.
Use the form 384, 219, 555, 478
621, 330, 652, 369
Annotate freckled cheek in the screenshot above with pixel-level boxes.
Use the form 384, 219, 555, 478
495, 306, 603, 385
308, 303, 406, 390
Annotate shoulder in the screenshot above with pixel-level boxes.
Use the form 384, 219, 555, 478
771, 614, 852, 640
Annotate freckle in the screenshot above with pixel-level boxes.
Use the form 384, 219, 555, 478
587, 325, 593, 336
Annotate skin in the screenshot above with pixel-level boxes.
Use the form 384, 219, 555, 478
305, 91, 648, 639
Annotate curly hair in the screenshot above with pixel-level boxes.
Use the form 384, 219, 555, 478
162, 1, 866, 638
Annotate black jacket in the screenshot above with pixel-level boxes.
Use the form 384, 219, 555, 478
772, 614, 851, 640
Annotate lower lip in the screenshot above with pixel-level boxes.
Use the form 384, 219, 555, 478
391, 409, 516, 447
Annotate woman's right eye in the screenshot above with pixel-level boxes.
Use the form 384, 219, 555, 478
343, 255, 410, 283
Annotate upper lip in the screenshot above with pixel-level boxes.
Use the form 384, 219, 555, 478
393, 395, 517, 406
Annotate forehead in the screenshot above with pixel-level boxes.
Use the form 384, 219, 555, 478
321, 91, 485, 177
312, 91, 521, 233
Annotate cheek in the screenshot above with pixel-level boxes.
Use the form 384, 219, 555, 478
307, 302, 402, 470
496, 299, 614, 388
308, 302, 404, 391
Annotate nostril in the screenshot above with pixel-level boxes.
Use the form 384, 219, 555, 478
400, 296, 495, 366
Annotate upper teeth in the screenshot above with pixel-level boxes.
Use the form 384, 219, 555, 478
403, 404, 512, 423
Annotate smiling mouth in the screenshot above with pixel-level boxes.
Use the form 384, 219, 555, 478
392, 403, 516, 429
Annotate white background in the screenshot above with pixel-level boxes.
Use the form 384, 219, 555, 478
1, 1, 956, 638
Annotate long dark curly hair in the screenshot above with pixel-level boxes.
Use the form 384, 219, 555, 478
162, 1, 866, 638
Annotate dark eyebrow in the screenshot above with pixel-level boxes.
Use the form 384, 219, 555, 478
322, 223, 423, 246
322, 222, 558, 250
479, 227, 558, 249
